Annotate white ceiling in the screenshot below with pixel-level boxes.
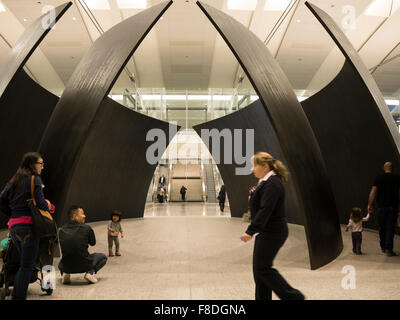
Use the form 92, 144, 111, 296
0, 0, 399, 99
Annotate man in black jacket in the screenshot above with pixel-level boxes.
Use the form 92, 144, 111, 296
58, 205, 107, 284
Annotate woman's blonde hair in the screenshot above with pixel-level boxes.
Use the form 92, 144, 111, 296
252, 152, 289, 182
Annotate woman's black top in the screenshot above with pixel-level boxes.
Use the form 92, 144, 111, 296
246, 175, 287, 236
0, 175, 48, 219
218, 190, 226, 202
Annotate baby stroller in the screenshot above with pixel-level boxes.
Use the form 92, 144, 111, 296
0, 237, 56, 300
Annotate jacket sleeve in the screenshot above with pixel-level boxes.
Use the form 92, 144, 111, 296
0, 183, 11, 217
34, 176, 50, 211
245, 181, 280, 236
88, 226, 96, 246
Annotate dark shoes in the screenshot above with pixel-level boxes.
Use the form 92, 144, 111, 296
385, 250, 397, 256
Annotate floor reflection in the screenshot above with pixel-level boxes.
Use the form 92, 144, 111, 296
144, 202, 231, 217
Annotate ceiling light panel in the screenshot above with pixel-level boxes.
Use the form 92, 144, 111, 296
364, 0, 393, 17
227, 0, 257, 11
84, 0, 110, 10
0, 2, 6, 12
117, 0, 147, 9
264, 0, 292, 11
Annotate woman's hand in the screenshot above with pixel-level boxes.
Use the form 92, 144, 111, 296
240, 233, 252, 242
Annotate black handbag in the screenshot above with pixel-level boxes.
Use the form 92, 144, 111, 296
28, 176, 57, 239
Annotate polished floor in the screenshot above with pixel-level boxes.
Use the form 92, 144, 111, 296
1, 202, 400, 300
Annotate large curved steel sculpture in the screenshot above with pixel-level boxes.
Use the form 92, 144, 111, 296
193, 99, 302, 225
64, 97, 180, 223
302, 2, 400, 231
38, 1, 174, 224
197, 1, 342, 269
0, 3, 71, 228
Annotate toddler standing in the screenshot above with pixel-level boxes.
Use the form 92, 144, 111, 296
108, 210, 124, 257
345, 207, 370, 255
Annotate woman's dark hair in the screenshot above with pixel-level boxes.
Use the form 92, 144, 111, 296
110, 210, 122, 221
10, 152, 43, 191
220, 185, 226, 193
350, 208, 363, 223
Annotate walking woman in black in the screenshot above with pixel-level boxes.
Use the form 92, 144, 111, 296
0, 152, 49, 300
217, 185, 226, 213
240, 152, 304, 300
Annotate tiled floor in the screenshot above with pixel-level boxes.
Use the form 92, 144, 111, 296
1, 202, 400, 300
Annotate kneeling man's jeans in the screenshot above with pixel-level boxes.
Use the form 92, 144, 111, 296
89, 253, 107, 273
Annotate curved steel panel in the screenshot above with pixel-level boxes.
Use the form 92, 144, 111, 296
0, 2, 72, 97
193, 100, 302, 225
305, 2, 400, 154
197, 1, 342, 269
63, 97, 180, 224
38, 1, 173, 222
302, 2, 400, 232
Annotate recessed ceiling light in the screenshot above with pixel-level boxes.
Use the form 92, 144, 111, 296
116, 0, 146, 9
296, 19, 301, 23
227, 0, 257, 11
85, 0, 110, 10
0, 2, 5, 12
72, 17, 77, 21
264, 0, 292, 11
23, 18, 28, 22
160, 16, 164, 20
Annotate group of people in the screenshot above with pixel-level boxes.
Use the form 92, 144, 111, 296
0, 152, 125, 300
1, 150, 400, 301
345, 161, 400, 256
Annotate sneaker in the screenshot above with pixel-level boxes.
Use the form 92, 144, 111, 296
62, 273, 71, 284
115, 252, 121, 256
385, 250, 397, 256
84, 272, 98, 284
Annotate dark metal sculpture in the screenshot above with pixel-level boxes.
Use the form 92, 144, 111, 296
302, 2, 400, 230
64, 97, 179, 223
38, 1, 173, 224
193, 100, 302, 225
0, 3, 71, 228
197, 1, 342, 269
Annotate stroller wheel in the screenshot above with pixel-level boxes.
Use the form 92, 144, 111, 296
46, 288, 53, 296
0, 288, 6, 300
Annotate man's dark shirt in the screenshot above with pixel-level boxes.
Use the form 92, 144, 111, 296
373, 172, 400, 209
59, 220, 96, 273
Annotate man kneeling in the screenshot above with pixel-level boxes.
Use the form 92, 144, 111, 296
58, 205, 107, 284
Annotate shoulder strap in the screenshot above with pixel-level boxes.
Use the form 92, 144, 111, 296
30, 175, 37, 206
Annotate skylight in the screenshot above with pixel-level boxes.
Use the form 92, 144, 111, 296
364, 0, 400, 17
227, 0, 257, 11
117, 0, 147, 9
264, 0, 292, 11
84, 0, 110, 10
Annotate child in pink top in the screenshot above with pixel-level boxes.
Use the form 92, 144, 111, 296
345, 207, 370, 255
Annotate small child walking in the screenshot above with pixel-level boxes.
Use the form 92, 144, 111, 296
108, 210, 124, 257
345, 207, 370, 255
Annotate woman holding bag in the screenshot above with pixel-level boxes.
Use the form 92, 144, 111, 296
0, 152, 49, 300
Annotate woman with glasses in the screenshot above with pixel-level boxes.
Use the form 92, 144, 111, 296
0, 152, 50, 300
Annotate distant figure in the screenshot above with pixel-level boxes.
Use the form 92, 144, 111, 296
108, 210, 124, 257
217, 185, 226, 212
159, 174, 166, 187
345, 208, 370, 255
162, 186, 168, 202
58, 206, 107, 284
180, 186, 187, 201
368, 161, 400, 256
